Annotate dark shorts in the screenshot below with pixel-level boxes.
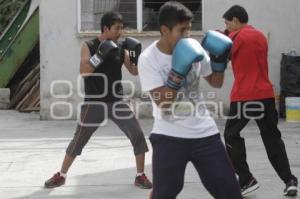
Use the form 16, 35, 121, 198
150, 133, 242, 199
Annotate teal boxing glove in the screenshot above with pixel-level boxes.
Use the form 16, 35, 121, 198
202, 30, 232, 72
202, 30, 232, 56
167, 38, 204, 90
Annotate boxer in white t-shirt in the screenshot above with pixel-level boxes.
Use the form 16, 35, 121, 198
138, 2, 242, 199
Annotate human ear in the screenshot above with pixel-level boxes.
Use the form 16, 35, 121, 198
161, 25, 170, 36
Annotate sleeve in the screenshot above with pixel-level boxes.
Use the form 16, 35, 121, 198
232, 38, 242, 57
229, 31, 242, 57
199, 51, 212, 77
138, 54, 165, 92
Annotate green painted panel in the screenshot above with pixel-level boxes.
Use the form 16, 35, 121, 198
0, 0, 30, 56
0, 7, 39, 88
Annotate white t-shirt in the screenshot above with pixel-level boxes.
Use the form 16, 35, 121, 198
138, 41, 219, 138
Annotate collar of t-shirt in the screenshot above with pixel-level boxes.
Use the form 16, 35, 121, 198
229, 24, 253, 39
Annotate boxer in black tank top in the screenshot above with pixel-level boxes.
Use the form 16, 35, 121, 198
44, 11, 152, 190
84, 38, 124, 102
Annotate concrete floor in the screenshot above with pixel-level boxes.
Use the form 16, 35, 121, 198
0, 110, 299, 199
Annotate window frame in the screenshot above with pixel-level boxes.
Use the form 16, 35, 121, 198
76, 0, 202, 37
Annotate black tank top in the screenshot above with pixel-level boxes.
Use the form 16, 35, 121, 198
84, 38, 125, 102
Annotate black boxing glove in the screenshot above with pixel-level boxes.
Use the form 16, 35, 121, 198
122, 37, 142, 65
89, 40, 118, 68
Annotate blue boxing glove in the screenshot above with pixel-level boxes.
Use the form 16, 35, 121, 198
166, 38, 204, 90
201, 30, 232, 72
202, 30, 232, 56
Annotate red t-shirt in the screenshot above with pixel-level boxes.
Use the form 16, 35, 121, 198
229, 25, 274, 102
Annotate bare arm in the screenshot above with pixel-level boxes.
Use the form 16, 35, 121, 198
149, 73, 223, 110
80, 43, 95, 75
124, 49, 138, 76
204, 72, 224, 88
149, 86, 178, 109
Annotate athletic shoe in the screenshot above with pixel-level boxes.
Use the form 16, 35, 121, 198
241, 176, 260, 196
135, 173, 152, 189
44, 172, 66, 188
284, 178, 298, 196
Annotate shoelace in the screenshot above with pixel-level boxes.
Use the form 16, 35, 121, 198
139, 175, 149, 183
287, 180, 298, 187
53, 173, 63, 181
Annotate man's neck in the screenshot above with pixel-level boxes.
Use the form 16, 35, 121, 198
157, 39, 172, 55
97, 34, 106, 41
236, 23, 247, 31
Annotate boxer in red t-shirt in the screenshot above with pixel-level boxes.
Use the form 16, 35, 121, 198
222, 5, 298, 197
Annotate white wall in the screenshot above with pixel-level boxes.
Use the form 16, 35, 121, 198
39, 0, 300, 120
40, 0, 82, 120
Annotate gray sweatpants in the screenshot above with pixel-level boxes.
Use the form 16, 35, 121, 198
66, 101, 149, 157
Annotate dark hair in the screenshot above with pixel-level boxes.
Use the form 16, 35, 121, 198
158, 1, 194, 31
223, 5, 248, 23
101, 11, 123, 33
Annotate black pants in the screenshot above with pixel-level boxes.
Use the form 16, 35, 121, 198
224, 98, 296, 187
150, 133, 242, 199
66, 101, 148, 157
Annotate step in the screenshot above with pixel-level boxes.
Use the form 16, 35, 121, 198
0, 88, 10, 109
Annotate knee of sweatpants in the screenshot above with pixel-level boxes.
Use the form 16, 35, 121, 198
133, 134, 149, 155
224, 129, 239, 146
129, 129, 149, 155
152, 173, 184, 199
66, 140, 84, 157
223, 127, 231, 138
215, 176, 242, 199
152, 185, 183, 199
224, 133, 233, 149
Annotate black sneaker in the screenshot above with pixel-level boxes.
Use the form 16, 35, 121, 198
241, 176, 260, 196
284, 179, 298, 196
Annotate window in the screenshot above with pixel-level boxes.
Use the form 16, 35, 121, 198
78, 0, 202, 32
143, 0, 202, 31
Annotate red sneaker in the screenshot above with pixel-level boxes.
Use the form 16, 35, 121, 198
44, 172, 66, 188
134, 173, 152, 189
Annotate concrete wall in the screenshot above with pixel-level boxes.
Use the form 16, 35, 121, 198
40, 0, 300, 120
40, 0, 82, 120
